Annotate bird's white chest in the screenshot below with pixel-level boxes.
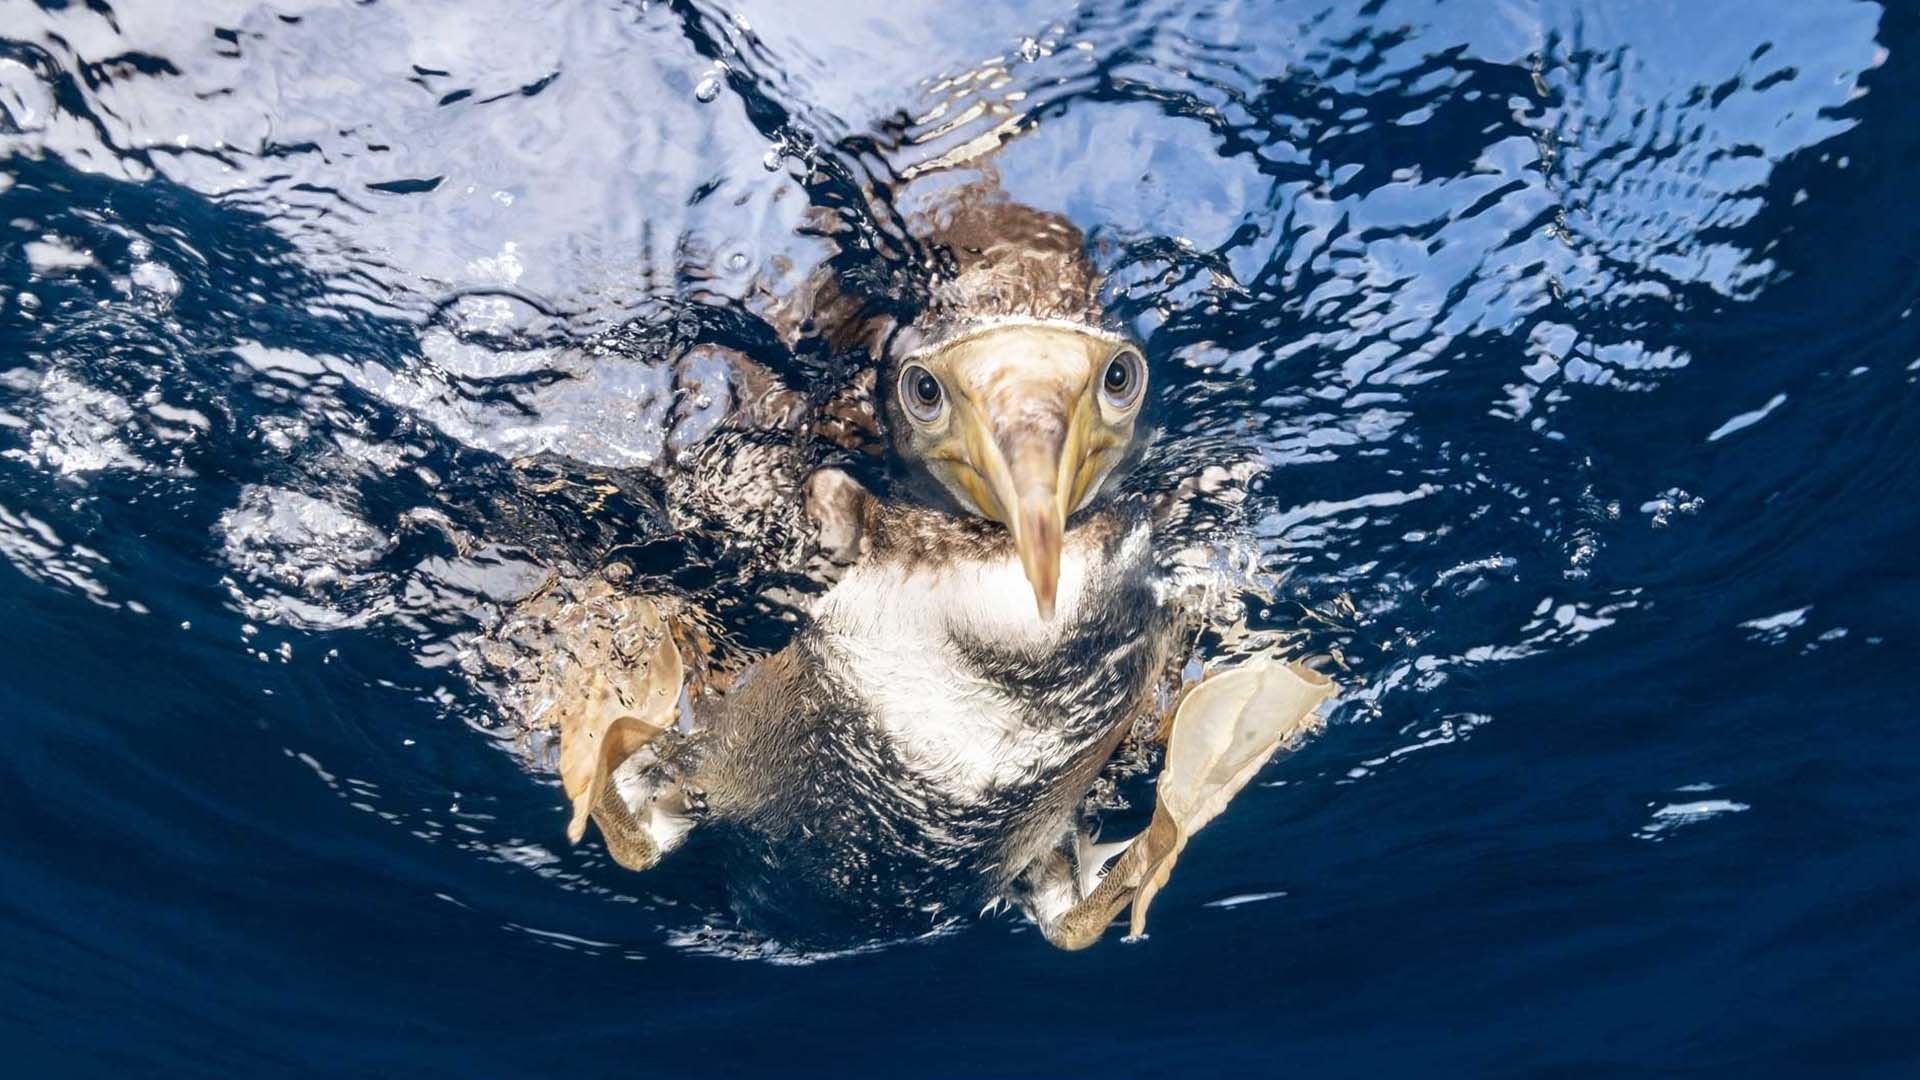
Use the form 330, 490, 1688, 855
812, 526, 1145, 801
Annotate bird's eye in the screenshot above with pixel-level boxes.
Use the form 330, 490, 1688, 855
899, 364, 946, 423
1100, 349, 1145, 410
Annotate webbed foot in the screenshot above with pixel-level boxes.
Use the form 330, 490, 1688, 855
510, 572, 700, 871
1036, 654, 1335, 949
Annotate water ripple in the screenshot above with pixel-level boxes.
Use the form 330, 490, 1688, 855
0, 0, 1909, 994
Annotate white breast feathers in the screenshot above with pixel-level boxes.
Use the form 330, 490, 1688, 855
812, 521, 1150, 801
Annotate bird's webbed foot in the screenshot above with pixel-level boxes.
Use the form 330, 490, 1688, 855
589, 739, 702, 872
1021, 654, 1335, 949
1017, 827, 1151, 951
516, 578, 701, 872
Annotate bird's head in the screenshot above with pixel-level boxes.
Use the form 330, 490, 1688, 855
883, 320, 1150, 620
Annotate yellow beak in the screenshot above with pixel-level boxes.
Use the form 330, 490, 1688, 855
996, 420, 1070, 620
948, 373, 1103, 621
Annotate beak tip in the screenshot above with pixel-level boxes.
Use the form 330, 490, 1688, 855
1033, 589, 1057, 622
1014, 502, 1064, 625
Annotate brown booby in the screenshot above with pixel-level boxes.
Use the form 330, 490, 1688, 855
526, 191, 1332, 949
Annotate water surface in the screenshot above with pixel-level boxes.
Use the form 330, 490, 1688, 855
2, 0, 1917, 1075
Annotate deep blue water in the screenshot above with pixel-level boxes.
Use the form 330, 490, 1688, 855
3, 0, 1918, 1075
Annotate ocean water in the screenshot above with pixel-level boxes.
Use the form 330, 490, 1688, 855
2, 0, 1917, 1075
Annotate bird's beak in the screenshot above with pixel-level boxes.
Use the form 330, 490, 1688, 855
950, 372, 1101, 621
995, 416, 1071, 621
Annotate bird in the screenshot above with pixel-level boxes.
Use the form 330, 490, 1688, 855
515, 185, 1331, 949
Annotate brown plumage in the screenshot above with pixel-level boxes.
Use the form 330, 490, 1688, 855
751, 186, 1108, 390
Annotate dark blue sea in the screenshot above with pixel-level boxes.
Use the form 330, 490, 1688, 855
3, 0, 1917, 1075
